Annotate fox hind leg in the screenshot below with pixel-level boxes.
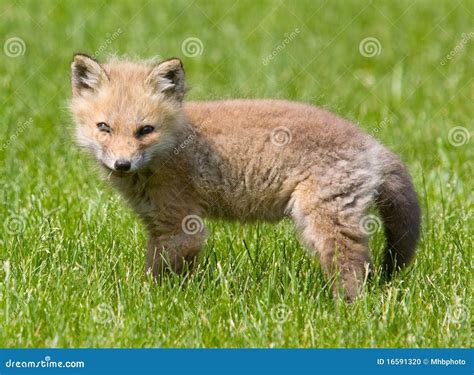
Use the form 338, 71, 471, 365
290, 187, 372, 301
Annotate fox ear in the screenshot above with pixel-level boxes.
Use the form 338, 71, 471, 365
71, 53, 108, 96
146, 58, 185, 102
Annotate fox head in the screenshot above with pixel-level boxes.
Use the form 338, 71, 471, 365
70, 54, 186, 174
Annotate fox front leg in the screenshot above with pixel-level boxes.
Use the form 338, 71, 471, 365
145, 227, 207, 276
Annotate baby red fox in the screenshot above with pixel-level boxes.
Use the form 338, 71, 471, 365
70, 54, 420, 301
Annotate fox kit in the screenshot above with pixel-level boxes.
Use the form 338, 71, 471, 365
70, 54, 420, 301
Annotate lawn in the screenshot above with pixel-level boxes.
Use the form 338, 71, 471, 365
0, 0, 472, 348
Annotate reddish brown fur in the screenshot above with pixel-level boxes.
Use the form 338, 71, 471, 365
70, 55, 421, 301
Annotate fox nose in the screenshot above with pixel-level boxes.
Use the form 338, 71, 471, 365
114, 159, 131, 172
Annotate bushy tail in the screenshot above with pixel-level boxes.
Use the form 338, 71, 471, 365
376, 154, 421, 278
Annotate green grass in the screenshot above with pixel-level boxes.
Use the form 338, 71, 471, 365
0, 0, 472, 348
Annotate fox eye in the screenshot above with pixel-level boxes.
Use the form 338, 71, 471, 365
97, 122, 111, 133
136, 125, 155, 137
